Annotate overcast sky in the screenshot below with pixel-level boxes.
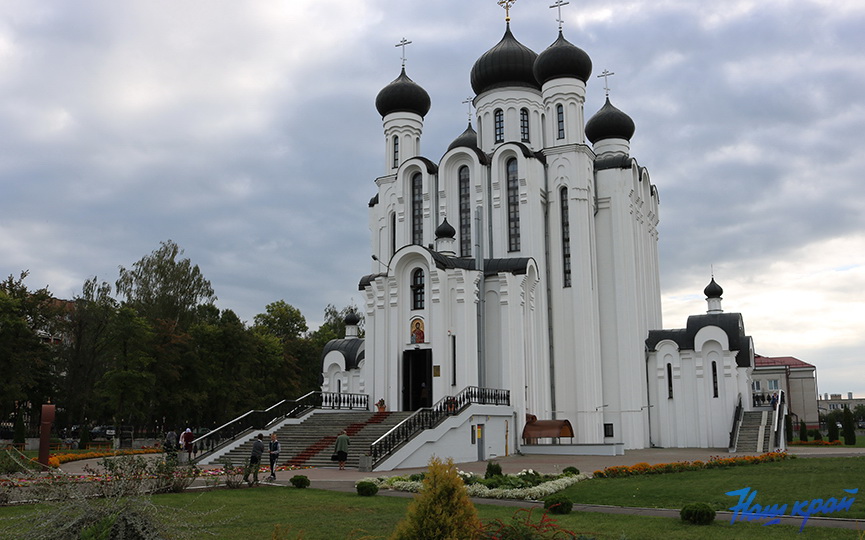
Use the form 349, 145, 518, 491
1, 1, 863, 398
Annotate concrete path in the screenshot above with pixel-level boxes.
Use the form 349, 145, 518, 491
53, 446, 865, 531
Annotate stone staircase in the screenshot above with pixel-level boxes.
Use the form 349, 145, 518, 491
736, 411, 771, 452
216, 410, 413, 469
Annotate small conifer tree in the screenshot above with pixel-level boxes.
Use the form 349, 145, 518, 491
842, 407, 857, 445
827, 417, 840, 442
390, 456, 481, 540
799, 420, 808, 442
785, 414, 793, 443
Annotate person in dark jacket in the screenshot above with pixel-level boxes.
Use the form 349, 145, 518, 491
268, 432, 280, 481
334, 430, 350, 470
243, 433, 265, 485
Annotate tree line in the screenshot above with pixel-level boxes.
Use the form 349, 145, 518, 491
0, 240, 360, 439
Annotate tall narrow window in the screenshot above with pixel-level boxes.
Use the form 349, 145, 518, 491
392, 135, 399, 169
556, 104, 565, 139
560, 187, 571, 287
390, 212, 396, 257
494, 109, 504, 143
520, 108, 530, 142
451, 334, 457, 386
411, 268, 425, 310
458, 166, 471, 257
667, 363, 674, 399
712, 361, 719, 398
507, 158, 520, 251
411, 173, 423, 245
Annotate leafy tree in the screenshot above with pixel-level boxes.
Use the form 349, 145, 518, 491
391, 456, 481, 540
253, 300, 308, 341
115, 240, 216, 330
253, 300, 309, 398
854, 404, 865, 423
842, 407, 857, 445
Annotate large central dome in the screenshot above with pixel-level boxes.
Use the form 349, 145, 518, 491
470, 23, 540, 95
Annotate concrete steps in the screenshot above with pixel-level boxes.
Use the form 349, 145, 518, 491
217, 411, 413, 469
736, 411, 771, 452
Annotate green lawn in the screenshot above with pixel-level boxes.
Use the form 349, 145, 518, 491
558, 456, 865, 519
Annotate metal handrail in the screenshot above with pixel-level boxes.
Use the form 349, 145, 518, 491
728, 393, 743, 451
191, 392, 368, 458
368, 386, 510, 466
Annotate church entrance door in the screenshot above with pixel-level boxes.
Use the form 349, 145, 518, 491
402, 349, 432, 411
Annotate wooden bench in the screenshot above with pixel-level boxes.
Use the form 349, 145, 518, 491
3, 443, 25, 452
86, 442, 113, 450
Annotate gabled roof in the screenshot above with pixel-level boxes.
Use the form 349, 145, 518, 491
646, 312, 753, 368
754, 355, 815, 369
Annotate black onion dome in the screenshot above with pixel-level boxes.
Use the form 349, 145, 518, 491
585, 97, 635, 144
533, 31, 592, 85
447, 123, 479, 152
375, 67, 431, 118
435, 218, 456, 239
344, 311, 360, 326
471, 23, 540, 95
704, 278, 723, 299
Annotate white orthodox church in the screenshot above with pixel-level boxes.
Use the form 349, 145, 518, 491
321, 6, 760, 461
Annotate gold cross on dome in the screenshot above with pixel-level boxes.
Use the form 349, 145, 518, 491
550, 0, 570, 30
498, 0, 516, 22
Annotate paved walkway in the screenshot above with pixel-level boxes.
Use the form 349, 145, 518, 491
54, 446, 865, 531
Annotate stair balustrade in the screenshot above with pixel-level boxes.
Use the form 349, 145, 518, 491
369, 386, 510, 466
728, 393, 743, 451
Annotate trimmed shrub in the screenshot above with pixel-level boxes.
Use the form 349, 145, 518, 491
485, 460, 502, 479
356, 481, 379, 497
680, 502, 716, 525
799, 420, 808, 442
562, 466, 580, 476
391, 456, 481, 540
543, 493, 573, 514
843, 407, 857, 445
289, 475, 310, 489
828, 419, 840, 442
409, 472, 425, 482
785, 414, 793, 443
813, 430, 823, 441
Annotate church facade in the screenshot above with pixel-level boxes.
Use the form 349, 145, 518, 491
321, 8, 756, 455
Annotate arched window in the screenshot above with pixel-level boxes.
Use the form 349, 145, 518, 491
390, 212, 396, 257
712, 361, 719, 398
411, 268, 425, 310
494, 109, 504, 143
507, 158, 520, 251
458, 166, 471, 257
667, 363, 674, 399
556, 104, 565, 139
520, 108, 530, 142
411, 173, 423, 245
560, 187, 571, 287
392, 135, 399, 169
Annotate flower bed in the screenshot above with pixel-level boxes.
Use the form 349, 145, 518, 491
358, 468, 589, 500
789, 439, 843, 446
592, 451, 790, 478
52, 447, 162, 466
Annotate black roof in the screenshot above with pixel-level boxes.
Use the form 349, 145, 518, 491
533, 30, 592, 85
471, 23, 540, 95
375, 67, 431, 118
586, 97, 635, 144
321, 338, 365, 371
646, 312, 753, 368
358, 252, 533, 290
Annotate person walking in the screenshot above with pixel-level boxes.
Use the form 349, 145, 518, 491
243, 434, 265, 486
334, 430, 350, 470
268, 432, 280, 481
179, 428, 194, 463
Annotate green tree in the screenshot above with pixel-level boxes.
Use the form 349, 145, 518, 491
842, 407, 857, 445
827, 415, 840, 442
799, 420, 808, 442
115, 240, 216, 330
253, 300, 309, 398
854, 404, 865, 423
391, 456, 481, 540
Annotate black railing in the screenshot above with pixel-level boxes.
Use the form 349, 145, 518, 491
772, 390, 786, 450
728, 393, 743, 450
191, 392, 368, 459
369, 386, 510, 465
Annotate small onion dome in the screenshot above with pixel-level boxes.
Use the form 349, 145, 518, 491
375, 67, 431, 118
447, 122, 479, 152
435, 218, 456, 239
344, 311, 360, 326
533, 31, 592, 85
704, 278, 723, 299
471, 23, 540, 95
585, 97, 635, 144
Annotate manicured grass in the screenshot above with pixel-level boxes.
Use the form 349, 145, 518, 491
558, 456, 865, 519
1, 486, 860, 539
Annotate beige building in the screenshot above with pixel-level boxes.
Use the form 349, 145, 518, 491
752, 355, 818, 429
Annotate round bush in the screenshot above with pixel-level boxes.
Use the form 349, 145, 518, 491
484, 461, 503, 479
289, 475, 310, 489
356, 480, 379, 497
409, 472, 425, 482
680, 502, 716, 525
543, 494, 574, 515
562, 466, 580, 476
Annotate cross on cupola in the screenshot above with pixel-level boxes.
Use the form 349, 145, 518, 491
462, 97, 473, 123
550, 0, 570, 30
598, 69, 615, 97
498, 0, 516, 22
395, 37, 412, 68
